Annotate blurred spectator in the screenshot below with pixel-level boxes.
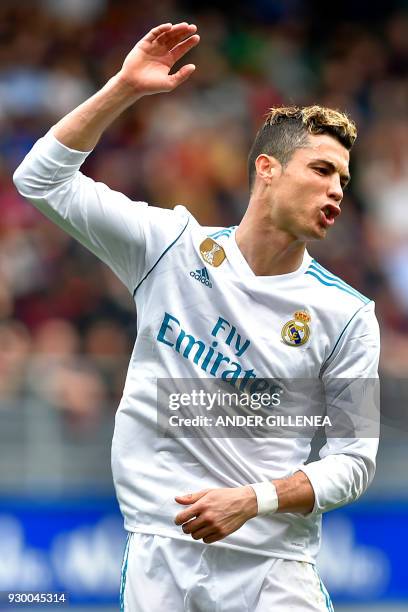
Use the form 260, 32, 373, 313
41, 0, 107, 23
32, 318, 81, 357
358, 120, 408, 312
43, 362, 107, 434
24, 319, 107, 434
0, 271, 13, 320
0, 320, 31, 400
83, 319, 131, 402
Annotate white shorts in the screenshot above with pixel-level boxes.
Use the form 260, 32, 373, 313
120, 532, 334, 612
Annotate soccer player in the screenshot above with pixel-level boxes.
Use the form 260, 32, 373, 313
13, 22, 380, 612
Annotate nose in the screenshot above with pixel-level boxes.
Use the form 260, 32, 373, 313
328, 175, 343, 203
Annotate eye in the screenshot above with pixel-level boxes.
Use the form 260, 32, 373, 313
314, 167, 329, 175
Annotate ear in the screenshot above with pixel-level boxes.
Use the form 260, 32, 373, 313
255, 154, 280, 185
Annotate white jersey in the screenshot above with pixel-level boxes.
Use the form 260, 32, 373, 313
13, 133, 380, 564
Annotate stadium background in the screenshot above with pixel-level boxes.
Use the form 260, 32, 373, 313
1, 0, 408, 610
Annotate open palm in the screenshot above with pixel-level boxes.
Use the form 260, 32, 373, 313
120, 22, 200, 95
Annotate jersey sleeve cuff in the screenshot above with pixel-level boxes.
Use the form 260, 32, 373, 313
297, 464, 322, 515
39, 130, 93, 165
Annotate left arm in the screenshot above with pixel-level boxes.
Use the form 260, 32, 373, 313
299, 301, 380, 514
174, 470, 314, 545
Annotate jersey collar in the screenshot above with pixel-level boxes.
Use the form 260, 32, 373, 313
222, 228, 312, 284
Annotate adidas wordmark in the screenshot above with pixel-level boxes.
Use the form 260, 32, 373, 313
190, 267, 212, 288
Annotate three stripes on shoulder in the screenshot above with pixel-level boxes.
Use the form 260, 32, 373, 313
306, 260, 370, 304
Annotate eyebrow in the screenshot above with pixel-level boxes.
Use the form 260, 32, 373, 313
311, 159, 351, 187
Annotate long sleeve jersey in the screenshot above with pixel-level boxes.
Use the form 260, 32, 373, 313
13, 132, 380, 563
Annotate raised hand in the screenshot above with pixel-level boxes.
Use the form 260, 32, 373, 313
51, 22, 199, 149
119, 22, 200, 96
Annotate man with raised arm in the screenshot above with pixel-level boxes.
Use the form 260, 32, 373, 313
14, 22, 379, 612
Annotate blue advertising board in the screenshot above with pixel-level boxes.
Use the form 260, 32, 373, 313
318, 502, 408, 603
0, 497, 407, 606
0, 497, 125, 608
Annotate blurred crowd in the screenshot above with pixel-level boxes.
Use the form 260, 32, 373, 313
1, 0, 408, 433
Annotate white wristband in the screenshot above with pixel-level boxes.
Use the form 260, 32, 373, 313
250, 481, 279, 515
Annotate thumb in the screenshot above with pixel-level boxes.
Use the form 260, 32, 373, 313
175, 488, 210, 504
168, 63, 196, 90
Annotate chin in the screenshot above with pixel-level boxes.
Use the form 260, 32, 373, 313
301, 226, 327, 241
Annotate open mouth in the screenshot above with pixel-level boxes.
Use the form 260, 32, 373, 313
320, 204, 341, 227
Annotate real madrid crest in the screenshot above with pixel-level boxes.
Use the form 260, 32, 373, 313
281, 310, 311, 347
200, 238, 226, 267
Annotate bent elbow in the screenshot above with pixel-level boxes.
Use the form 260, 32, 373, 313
13, 163, 27, 195
13, 158, 55, 200
12, 161, 41, 198
352, 454, 376, 501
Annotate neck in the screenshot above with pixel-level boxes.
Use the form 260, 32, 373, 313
235, 201, 306, 277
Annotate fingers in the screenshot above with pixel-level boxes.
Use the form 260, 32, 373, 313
145, 22, 197, 46
181, 515, 206, 535
139, 23, 199, 93
168, 64, 196, 89
144, 23, 172, 42
180, 516, 218, 543
174, 490, 210, 524
174, 504, 198, 525
170, 34, 200, 64
189, 526, 216, 542
202, 533, 220, 544
157, 22, 197, 47
175, 489, 209, 505
179, 514, 216, 542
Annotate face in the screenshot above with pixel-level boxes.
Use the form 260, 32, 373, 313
256, 133, 351, 241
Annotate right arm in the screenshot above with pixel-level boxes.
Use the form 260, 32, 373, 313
13, 23, 199, 292
50, 22, 199, 151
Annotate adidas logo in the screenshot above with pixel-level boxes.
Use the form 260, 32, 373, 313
190, 267, 212, 288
